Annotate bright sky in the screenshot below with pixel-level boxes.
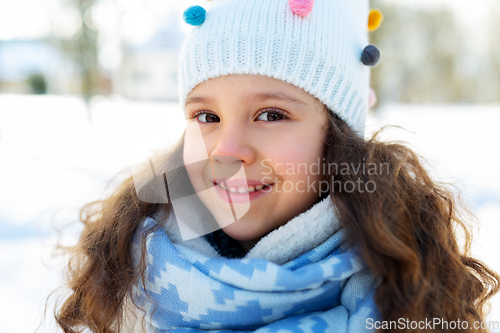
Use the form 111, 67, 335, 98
0, 0, 58, 40
384, 0, 494, 26
0, 0, 203, 41
0, 0, 495, 41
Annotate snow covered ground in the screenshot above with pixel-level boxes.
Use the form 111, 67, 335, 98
0, 94, 498, 332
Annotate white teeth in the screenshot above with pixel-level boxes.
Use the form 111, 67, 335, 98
240, 186, 256, 193
217, 183, 266, 194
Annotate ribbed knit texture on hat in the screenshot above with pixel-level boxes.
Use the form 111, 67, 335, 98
178, 0, 370, 136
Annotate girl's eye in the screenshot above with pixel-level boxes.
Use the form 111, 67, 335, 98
257, 110, 288, 122
193, 109, 288, 123
196, 112, 220, 123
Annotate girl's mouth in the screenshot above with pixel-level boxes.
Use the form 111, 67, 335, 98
214, 182, 272, 194
212, 181, 274, 203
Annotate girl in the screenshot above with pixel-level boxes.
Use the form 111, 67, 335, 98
54, 0, 499, 332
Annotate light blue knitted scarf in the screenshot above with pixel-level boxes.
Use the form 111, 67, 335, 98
133, 209, 381, 332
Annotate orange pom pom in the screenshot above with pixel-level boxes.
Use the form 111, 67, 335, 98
368, 9, 383, 31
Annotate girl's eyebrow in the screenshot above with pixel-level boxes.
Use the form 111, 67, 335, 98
185, 96, 212, 106
248, 91, 309, 107
185, 91, 309, 107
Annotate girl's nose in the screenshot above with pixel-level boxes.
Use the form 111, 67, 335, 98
210, 124, 256, 165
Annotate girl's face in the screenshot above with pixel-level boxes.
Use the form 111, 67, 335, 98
183, 74, 328, 242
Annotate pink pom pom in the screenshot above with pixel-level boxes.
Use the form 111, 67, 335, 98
289, 0, 314, 17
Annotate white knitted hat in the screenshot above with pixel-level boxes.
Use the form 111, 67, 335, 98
178, 0, 377, 136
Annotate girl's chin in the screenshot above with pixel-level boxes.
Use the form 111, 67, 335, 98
220, 222, 264, 242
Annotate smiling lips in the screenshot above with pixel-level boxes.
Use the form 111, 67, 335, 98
216, 182, 271, 194
213, 179, 273, 194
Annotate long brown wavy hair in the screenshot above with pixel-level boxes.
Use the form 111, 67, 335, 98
52, 106, 499, 332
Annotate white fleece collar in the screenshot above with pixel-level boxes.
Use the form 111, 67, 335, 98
164, 195, 340, 264
244, 195, 339, 264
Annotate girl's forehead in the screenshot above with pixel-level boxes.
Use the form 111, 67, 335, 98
194, 74, 291, 90
188, 74, 322, 106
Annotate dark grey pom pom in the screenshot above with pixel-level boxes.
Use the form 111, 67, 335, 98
361, 45, 381, 66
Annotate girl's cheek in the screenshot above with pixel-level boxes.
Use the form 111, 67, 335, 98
183, 123, 213, 194
273, 146, 311, 171
272, 161, 287, 178
183, 123, 211, 164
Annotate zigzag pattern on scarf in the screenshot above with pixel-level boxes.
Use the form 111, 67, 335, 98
132, 217, 381, 332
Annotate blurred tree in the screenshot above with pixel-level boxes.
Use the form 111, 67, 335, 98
487, 2, 500, 102
370, 1, 464, 107
51, 0, 104, 107
26, 73, 48, 94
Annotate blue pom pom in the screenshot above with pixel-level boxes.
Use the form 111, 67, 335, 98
183, 6, 206, 26
361, 45, 381, 66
